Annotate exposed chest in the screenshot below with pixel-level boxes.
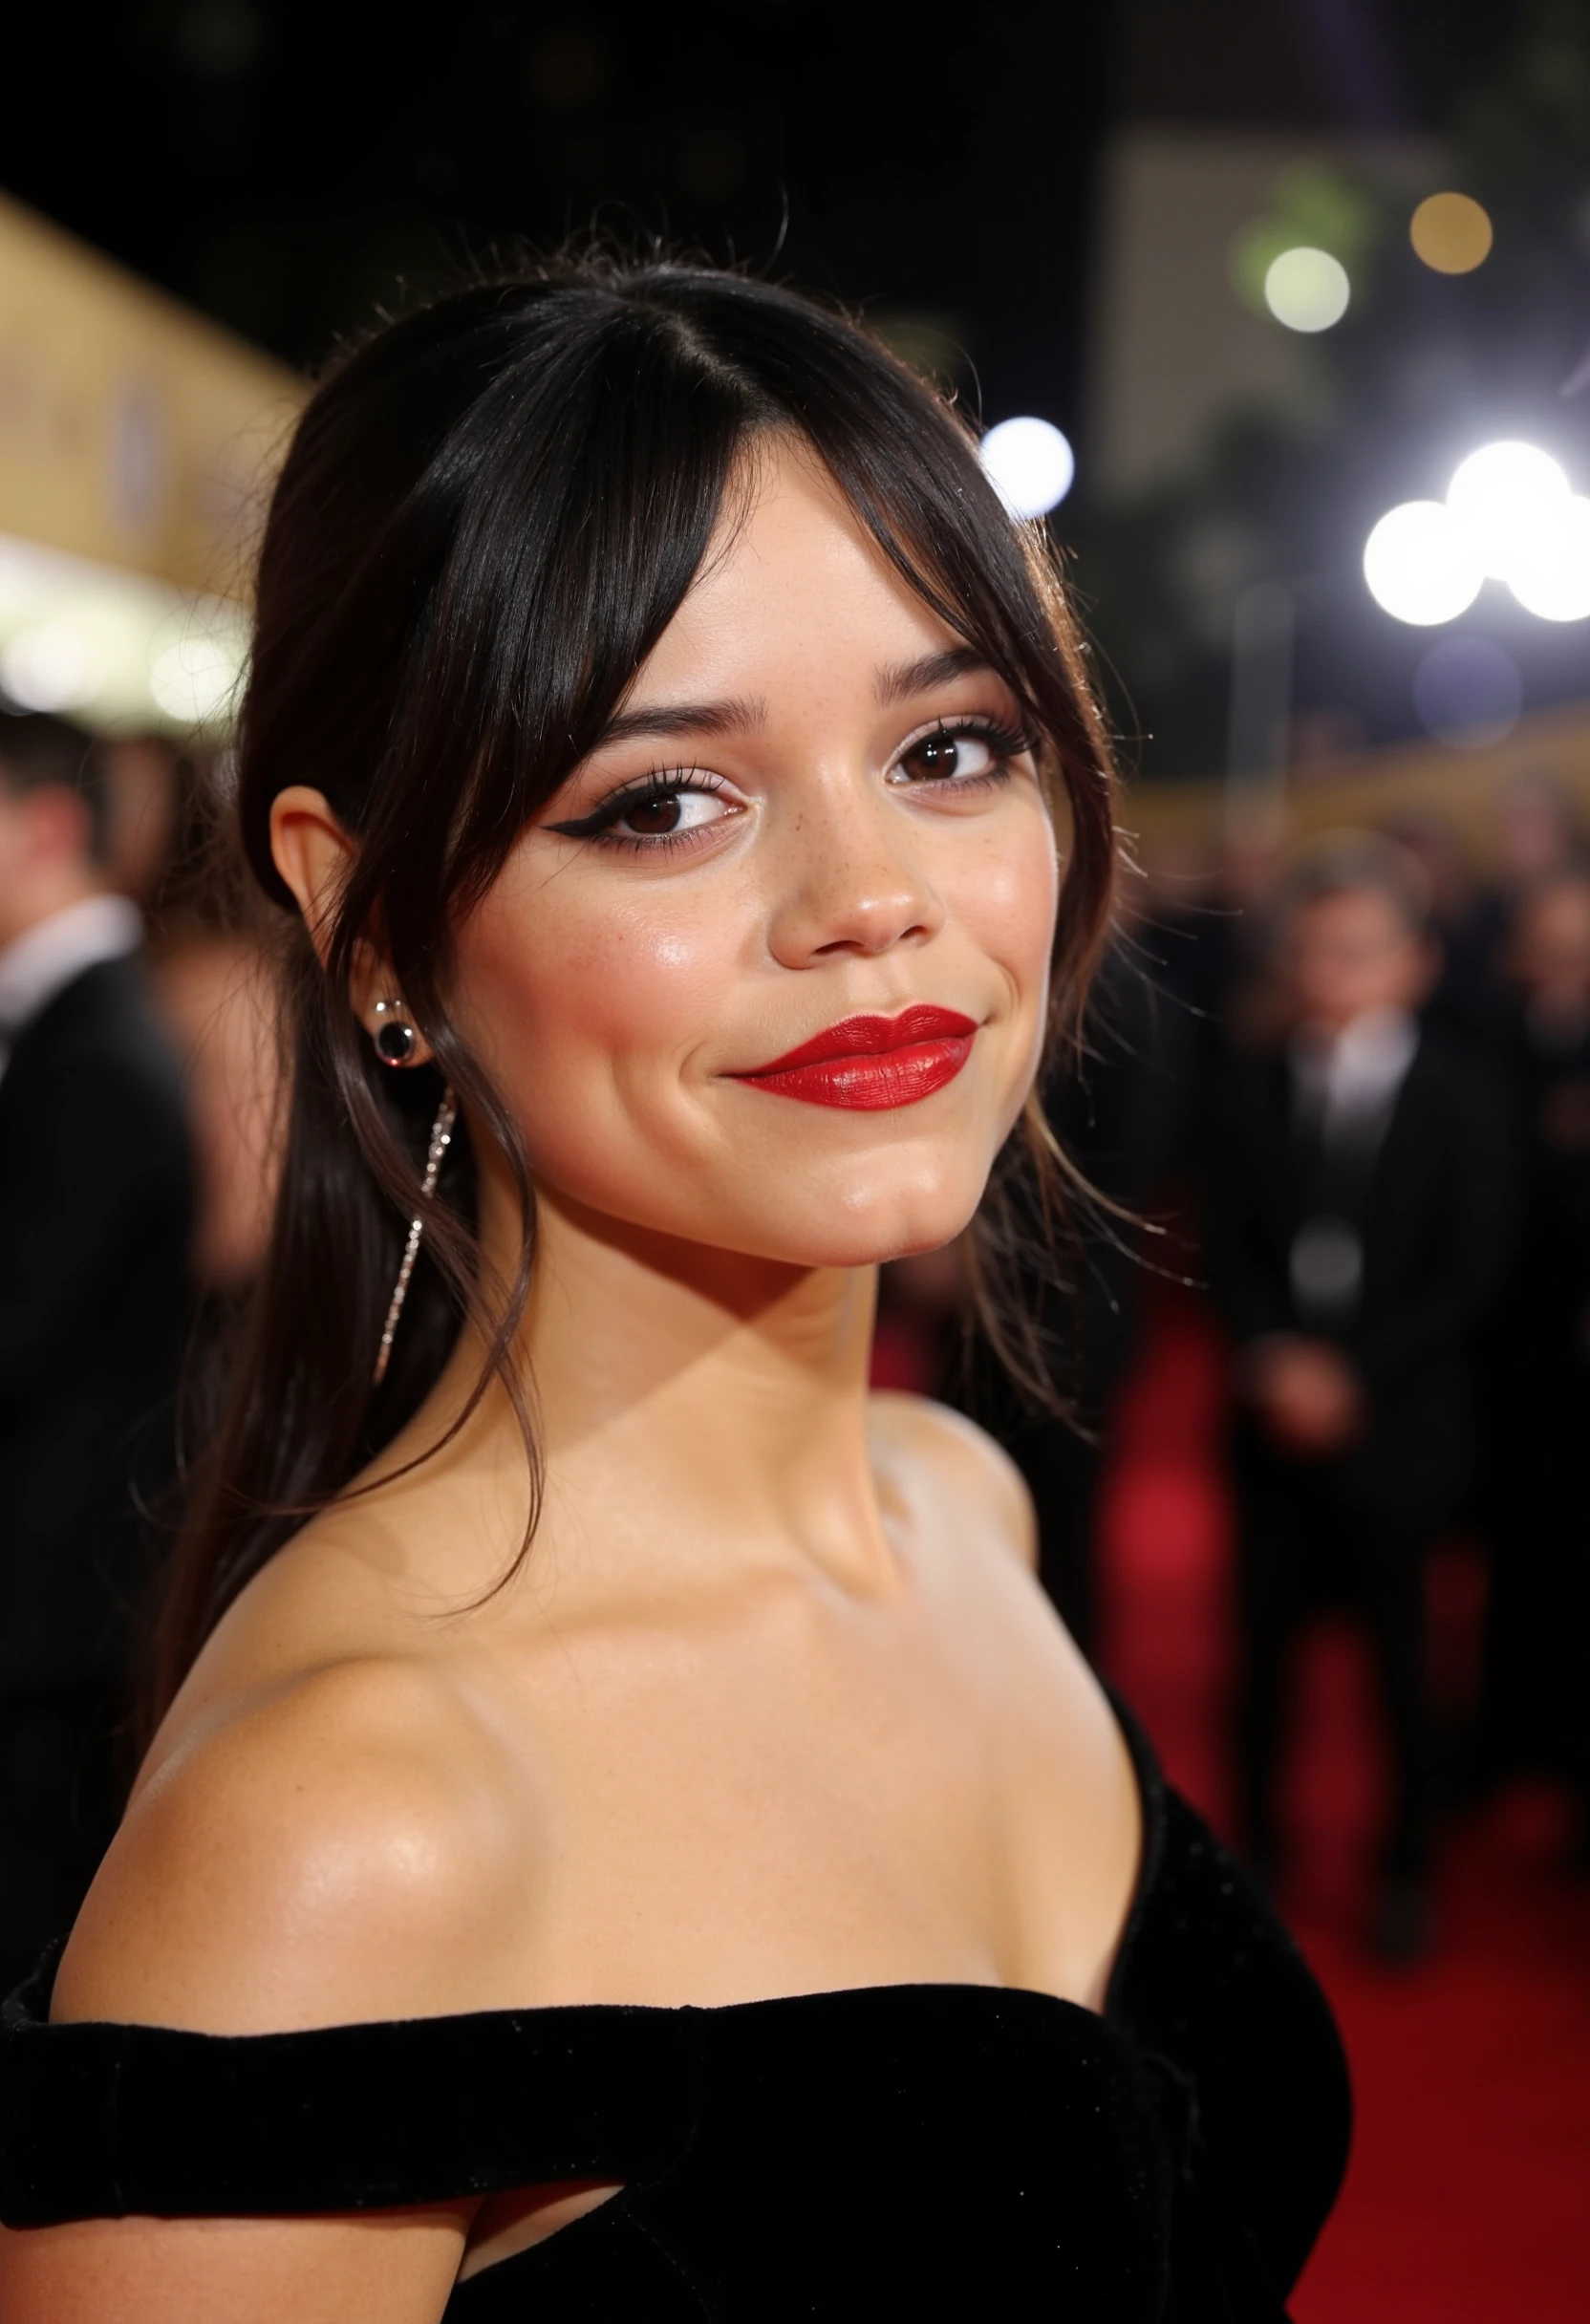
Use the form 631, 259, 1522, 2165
455, 1562, 1122, 2009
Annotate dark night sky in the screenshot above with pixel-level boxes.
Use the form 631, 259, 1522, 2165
2, 0, 1113, 426
5, 0, 1562, 767
0, 2, 1531, 421
1121, 0, 1526, 134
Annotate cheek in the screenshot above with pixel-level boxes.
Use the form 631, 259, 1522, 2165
950, 816, 1060, 1022
454, 866, 741, 1122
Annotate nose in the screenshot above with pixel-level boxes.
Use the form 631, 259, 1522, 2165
765, 780, 943, 967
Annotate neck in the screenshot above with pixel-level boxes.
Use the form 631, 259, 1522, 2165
408, 1169, 896, 1596
1302, 1001, 1408, 1044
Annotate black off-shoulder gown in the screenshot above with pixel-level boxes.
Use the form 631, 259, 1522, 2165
0, 1705, 1349, 2319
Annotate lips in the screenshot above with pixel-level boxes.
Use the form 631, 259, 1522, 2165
732, 1004, 979, 1110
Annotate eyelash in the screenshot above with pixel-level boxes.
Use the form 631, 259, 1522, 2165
548, 768, 733, 855
896, 717, 1031, 786
549, 717, 1032, 856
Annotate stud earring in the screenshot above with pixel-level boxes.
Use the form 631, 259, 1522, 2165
372, 997, 419, 1066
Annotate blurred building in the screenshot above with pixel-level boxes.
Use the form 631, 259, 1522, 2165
0, 188, 301, 737
0, 198, 298, 1975
1087, 128, 1431, 503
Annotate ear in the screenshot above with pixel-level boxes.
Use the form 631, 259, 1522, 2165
269, 785, 436, 1064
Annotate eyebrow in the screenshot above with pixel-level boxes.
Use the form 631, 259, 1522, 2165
873, 646, 996, 705
593, 695, 767, 748
589, 645, 998, 750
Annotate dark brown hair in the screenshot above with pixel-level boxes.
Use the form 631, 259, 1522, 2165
155, 250, 1118, 1715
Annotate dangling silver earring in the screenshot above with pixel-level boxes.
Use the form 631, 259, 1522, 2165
372, 997, 419, 1066
373, 1088, 458, 1387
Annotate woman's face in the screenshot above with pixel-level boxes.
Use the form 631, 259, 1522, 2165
450, 438, 1060, 1269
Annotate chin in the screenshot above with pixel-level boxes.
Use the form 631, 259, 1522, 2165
741, 1158, 989, 1271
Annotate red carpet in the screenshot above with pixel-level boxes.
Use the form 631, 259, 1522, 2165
1096, 1288, 1590, 2321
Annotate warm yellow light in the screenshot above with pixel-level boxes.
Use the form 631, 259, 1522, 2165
1410, 192, 1493, 274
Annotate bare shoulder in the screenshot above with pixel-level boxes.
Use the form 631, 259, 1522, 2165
869, 1393, 1135, 1931
54, 1650, 528, 2035
869, 1391, 1039, 1572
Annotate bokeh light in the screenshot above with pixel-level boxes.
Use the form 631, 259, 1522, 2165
1504, 494, 1590, 621
1363, 502, 1484, 625
1409, 191, 1493, 274
1447, 441, 1571, 577
1262, 247, 1350, 332
148, 632, 246, 725
1364, 443, 1590, 627
0, 623, 99, 711
979, 417, 1075, 519
1412, 635, 1522, 746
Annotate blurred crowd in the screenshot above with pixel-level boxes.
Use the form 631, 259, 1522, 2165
884, 769, 1590, 1961
0, 710, 277, 1994
2, 700, 1588, 1986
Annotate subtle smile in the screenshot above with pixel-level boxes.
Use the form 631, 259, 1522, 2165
731, 1005, 979, 1110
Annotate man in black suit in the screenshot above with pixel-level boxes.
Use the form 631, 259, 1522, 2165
1474, 867, 1590, 1828
1200, 835, 1513, 1956
0, 712, 193, 1988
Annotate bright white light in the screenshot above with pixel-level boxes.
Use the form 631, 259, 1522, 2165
0, 535, 251, 732
1364, 501, 1485, 625
149, 634, 245, 725
1262, 247, 1350, 333
1447, 441, 1570, 578
1505, 493, 1590, 621
980, 417, 1075, 519
0, 623, 99, 711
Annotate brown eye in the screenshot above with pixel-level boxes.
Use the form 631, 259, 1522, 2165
897, 730, 999, 784
601, 782, 737, 845
546, 772, 737, 847
623, 793, 684, 835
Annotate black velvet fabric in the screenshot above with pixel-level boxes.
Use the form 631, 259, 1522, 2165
0, 1705, 1350, 2319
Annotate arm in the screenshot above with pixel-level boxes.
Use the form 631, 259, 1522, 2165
0, 1057, 191, 1394
0, 1661, 521, 2324
1354, 1072, 1517, 1396
0, 2208, 471, 2324
1195, 1071, 1296, 1350
1197, 1067, 1367, 1454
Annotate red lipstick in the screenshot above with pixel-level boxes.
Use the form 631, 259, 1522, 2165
733, 1004, 978, 1109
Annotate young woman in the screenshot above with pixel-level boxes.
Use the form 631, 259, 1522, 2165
0, 257, 1348, 2320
